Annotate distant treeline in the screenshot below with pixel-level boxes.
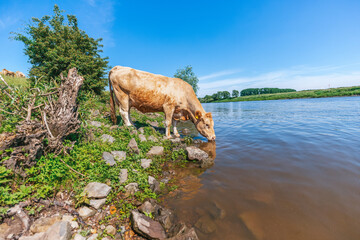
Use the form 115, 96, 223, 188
241, 88, 296, 96
199, 88, 296, 103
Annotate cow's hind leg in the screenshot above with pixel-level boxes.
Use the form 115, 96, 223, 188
114, 88, 132, 126
163, 105, 175, 139
172, 119, 180, 138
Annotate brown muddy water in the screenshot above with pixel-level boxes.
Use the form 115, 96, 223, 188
164, 96, 360, 240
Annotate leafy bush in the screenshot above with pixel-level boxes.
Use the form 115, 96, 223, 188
12, 5, 109, 94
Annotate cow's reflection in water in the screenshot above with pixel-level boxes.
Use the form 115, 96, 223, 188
198, 141, 217, 161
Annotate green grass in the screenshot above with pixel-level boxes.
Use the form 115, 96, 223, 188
0, 74, 29, 88
0, 90, 189, 222
210, 86, 360, 103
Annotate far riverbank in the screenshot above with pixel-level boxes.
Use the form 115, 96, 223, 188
203, 86, 360, 103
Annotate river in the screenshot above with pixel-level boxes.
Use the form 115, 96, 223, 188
164, 96, 360, 240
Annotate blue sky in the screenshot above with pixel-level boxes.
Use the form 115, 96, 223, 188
1, 0, 360, 96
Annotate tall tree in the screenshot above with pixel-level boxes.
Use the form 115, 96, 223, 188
223, 91, 231, 99
232, 89, 239, 98
12, 5, 109, 94
174, 65, 199, 95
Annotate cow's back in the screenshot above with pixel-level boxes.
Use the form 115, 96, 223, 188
109, 66, 192, 112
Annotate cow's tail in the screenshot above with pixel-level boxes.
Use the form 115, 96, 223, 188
109, 71, 117, 125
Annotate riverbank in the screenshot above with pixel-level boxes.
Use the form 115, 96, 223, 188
206, 86, 360, 103
0, 77, 211, 239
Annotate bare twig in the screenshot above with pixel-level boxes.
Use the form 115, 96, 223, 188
40, 90, 59, 97
0, 74, 13, 91
26, 97, 36, 121
42, 111, 54, 139
48, 95, 54, 112
1, 88, 14, 100
59, 158, 86, 177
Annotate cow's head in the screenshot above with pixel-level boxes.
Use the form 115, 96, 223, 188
195, 111, 216, 141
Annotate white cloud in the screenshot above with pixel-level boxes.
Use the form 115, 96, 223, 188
198, 65, 360, 97
199, 69, 242, 81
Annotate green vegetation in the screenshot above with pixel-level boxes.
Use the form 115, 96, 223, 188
211, 86, 360, 103
232, 89, 239, 98
200, 88, 297, 103
240, 87, 296, 96
174, 65, 199, 95
0, 74, 29, 88
12, 5, 109, 94
0, 88, 189, 220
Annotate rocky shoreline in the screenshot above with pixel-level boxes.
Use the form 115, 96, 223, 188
0, 109, 215, 240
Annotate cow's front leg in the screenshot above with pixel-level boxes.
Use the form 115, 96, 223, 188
163, 105, 175, 139
172, 119, 180, 138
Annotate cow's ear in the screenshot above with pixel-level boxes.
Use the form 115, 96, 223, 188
205, 112, 212, 118
195, 110, 202, 120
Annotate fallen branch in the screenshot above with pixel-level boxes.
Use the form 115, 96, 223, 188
59, 158, 86, 178
0, 68, 83, 176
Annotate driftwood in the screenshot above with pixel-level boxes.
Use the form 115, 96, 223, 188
0, 68, 83, 176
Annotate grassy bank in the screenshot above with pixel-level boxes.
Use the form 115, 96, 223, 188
0, 74, 29, 88
208, 86, 360, 103
0, 79, 200, 238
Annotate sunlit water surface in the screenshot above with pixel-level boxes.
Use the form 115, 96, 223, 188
165, 96, 360, 240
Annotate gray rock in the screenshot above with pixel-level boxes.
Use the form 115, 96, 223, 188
139, 134, 147, 142
87, 234, 98, 240
170, 138, 181, 143
105, 225, 116, 235
30, 216, 61, 233
83, 182, 111, 198
147, 135, 158, 142
119, 169, 128, 184
69, 221, 78, 229
78, 207, 96, 219
90, 198, 107, 210
128, 138, 140, 154
130, 129, 138, 135
186, 146, 213, 167
140, 159, 152, 169
138, 127, 145, 134
61, 216, 78, 229
195, 215, 216, 234
148, 176, 161, 194
209, 201, 226, 220
89, 121, 102, 127
147, 121, 159, 127
102, 152, 116, 166
110, 125, 119, 131
125, 183, 139, 197
19, 232, 46, 240
73, 234, 86, 240
156, 208, 175, 231
43, 221, 71, 240
139, 201, 155, 215
61, 215, 73, 222
147, 146, 164, 156
167, 227, 199, 240
101, 134, 115, 143
130, 210, 166, 240
111, 151, 126, 162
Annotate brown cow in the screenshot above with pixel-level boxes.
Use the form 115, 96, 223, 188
15, 71, 26, 78
109, 66, 216, 141
2, 69, 15, 77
